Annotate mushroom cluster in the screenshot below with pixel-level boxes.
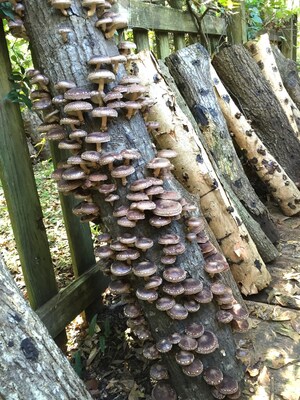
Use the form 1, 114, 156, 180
1, 0, 27, 39
25, 2, 247, 398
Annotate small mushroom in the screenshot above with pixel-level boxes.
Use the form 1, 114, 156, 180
196, 331, 219, 354
85, 131, 110, 152
182, 358, 203, 377
88, 70, 115, 96
82, 0, 105, 17
150, 364, 169, 381
151, 383, 177, 400
175, 351, 194, 366
51, 0, 71, 16
203, 368, 224, 386
111, 164, 135, 186
91, 107, 118, 131
58, 25, 72, 43
147, 157, 171, 178
64, 101, 93, 123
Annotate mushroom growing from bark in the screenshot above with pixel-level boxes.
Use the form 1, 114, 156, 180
51, 0, 71, 16
91, 107, 118, 131
64, 101, 93, 123
82, 0, 105, 17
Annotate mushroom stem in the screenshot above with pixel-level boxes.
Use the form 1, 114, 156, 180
96, 143, 102, 152
97, 80, 105, 96
87, 4, 96, 17
80, 163, 90, 174
153, 167, 161, 178
101, 115, 108, 131
60, 32, 68, 43
60, 8, 68, 16
76, 110, 84, 124
126, 108, 134, 120
121, 176, 127, 186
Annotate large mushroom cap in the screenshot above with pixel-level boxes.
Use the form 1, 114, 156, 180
196, 331, 219, 354
150, 364, 169, 381
178, 335, 198, 351
110, 261, 132, 277
153, 200, 182, 218
136, 287, 158, 302
64, 87, 92, 100
88, 70, 115, 84
185, 322, 205, 338
175, 350, 194, 366
182, 278, 203, 295
163, 267, 187, 283
151, 382, 177, 400
156, 296, 175, 311
167, 304, 188, 320
182, 358, 203, 377
203, 368, 224, 386
215, 375, 239, 395
133, 261, 157, 277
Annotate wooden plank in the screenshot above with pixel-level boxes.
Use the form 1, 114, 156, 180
133, 29, 150, 51
36, 262, 108, 338
117, 0, 226, 35
0, 21, 58, 310
156, 31, 171, 59
169, 0, 186, 50
227, 0, 247, 44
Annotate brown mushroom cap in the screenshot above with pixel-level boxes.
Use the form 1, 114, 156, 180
143, 344, 161, 360
167, 304, 188, 320
151, 382, 177, 400
163, 267, 187, 283
196, 331, 219, 354
133, 261, 157, 278
163, 282, 185, 297
216, 375, 239, 395
156, 338, 173, 353
182, 278, 203, 295
62, 167, 86, 180
123, 303, 141, 318
145, 275, 163, 290
216, 310, 234, 324
108, 279, 131, 294
127, 191, 150, 201
175, 350, 194, 366
203, 368, 224, 386
183, 299, 200, 313
157, 149, 178, 159
163, 243, 186, 256
185, 322, 205, 338
135, 237, 154, 251
111, 164, 135, 185
168, 332, 182, 345
150, 364, 169, 381
182, 358, 203, 377
64, 87, 92, 100
160, 255, 177, 265
136, 287, 158, 302
154, 200, 182, 218
229, 304, 249, 321
118, 233, 137, 245
149, 216, 172, 228
158, 234, 181, 245
156, 296, 176, 311
88, 55, 112, 69
178, 335, 198, 351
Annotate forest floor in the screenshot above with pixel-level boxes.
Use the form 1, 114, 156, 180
0, 161, 299, 400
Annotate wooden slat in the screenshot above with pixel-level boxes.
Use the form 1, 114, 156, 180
116, 0, 226, 35
0, 21, 58, 310
169, 0, 186, 51
133, 29, 150, 51
36, 262, 108, 338
156, 31, 171, 59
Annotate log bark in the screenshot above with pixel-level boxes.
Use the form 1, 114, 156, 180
22, 1, 244, 398
272, 44, 300, 111
158, 60, 279, 263
0, 255, 93, 400
135, 50, 271, 295
245, 33, 300, 134
210, 64, 300, 217
166, 44, 278, 243
212, 44, 300, 183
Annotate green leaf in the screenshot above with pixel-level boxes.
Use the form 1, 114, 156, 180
99, 335, 106, 354
104, 317, 111, 337
88, 314, 98, 336
72, 351, 83, 378
0, 3, 15, 20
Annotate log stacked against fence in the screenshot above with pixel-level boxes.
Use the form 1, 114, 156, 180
133, 50, 271, 296
212, 44, 300, 184
22, 0, 246, 398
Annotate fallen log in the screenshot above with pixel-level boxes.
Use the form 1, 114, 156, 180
245, 33, 300, 134
210, 64, 300, 216
212, 44, 300, 183
272, 44, 300, 111
135, 50, 271, 295
166, 44, 278, 243
0, 255, 93, 399
157, 60, 279, 263
23, 1, 245, 397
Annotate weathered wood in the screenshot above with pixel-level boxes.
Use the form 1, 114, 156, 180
0, 21, 57, 310
136, 50, 271, 295
166, 44, 279, 243
213, 44, 300, 183
158, 60, 279, 263
169, 0, 186, 50
36, 262, 106, 338
23, 1, 244, 397
272, 45, 300, 111
133, 29, 150, 51
0, 255, 93, 399
117, 0, 226, 34
227, 0, 247, 44
280, 16, 297, 61
245, 33, 300, 135
156, 31, 171, 59
211, 64, 300, 216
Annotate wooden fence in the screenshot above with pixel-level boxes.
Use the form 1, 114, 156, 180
0, 1, 297, 339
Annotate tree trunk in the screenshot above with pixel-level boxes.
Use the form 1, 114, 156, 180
210, 64, 300, 216
22, 1, 244, 398
166, 44, 278, 243
245, 33, 300, 134
212, 44, 300, 183
0, 255, 93, 400
135, 50, 271, 295
158, 60, 279, 263
272, 44, 300, 111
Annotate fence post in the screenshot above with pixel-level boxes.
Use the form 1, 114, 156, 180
281, 15, 297, 61
227, 0, 247, 44
0, 21, 58, 310
155, 1, 171, 58
168, 0, 186, 50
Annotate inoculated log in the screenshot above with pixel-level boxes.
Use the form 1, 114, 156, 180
23, 1, 244, 398
135, 50, 271, 295
272, 44, 300, 111
212, 44, 300, 183
210, 65, 300, 217
0, 255, 93, 399
245, 33, 300, 134
166, 44, 278, 243
158, 60, 279, 263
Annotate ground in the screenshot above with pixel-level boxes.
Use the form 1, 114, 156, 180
0, 161, 299, 400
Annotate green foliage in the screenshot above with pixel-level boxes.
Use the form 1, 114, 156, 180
0, 2, 14, 20
72, 350, 84, 378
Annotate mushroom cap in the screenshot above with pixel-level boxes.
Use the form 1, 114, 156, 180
109, 279, 131, 294
158, 191, 182, 201
183, 299, 200, 313
163, 243, 186, 256
124, 100, 142, 110
121, 148, 141, 161
160, 255, 177, 265
98, 183, 117, 194
226, 388, 242, 399
64, 101, 93, 114
211, 282, 228, 295
132, 200, 156, 211
203, 368, 224, 386
57, 179, 83, 192
196, 331, 219, 354
132, 326, 151, 341
143, 344, 161, 360
153, 200, 182, 217
118, 41, 137, 51
163, 282, 185, 296
62, 167, 86, 180
111, 164, 135, 179
110, 54, 127, 64
204, 260, 228, 275
97, 233, 111, 243
118, 233, 137, 245
60, 117, 81, 127
157, 149, 178, 159
123, 303, 141, 318
216, 310, 234, 324
187, 217, 205, 230
135, 237, 154, 251
105, 193, 119, 203
144, 275, 162, 290
69, 129, 88, 140
89, 171, 108, 182
133, 261, 157, 277
229, 304, 249, 321
158, 234, 181, 245
182, 278, 203, 295
64, 87, 92, 100
150, 364, 169, 381
92, 107, 118, 118
149, 216, 172, 228
81, 150, 101, 163
147, 157, 171, 171
178, 335, 198, 351
88, 70, 115, 83
129, 178, 153, 192
58, 139, 82, 150
94, 245, 114, 259
46, 127, 67, 141
167, 304, 188, 320
117, 217, 136, 228
85, 131, 110, 144
175, 350, 194, 366
156, 338, 172, 353
120, 75, 141, 85
127, 191, 150, 201
109, 240, 128, 252
151, 382, 177, 400
182, 358, 203, 377
216, 375, 239, 395
145, 185, 164, 196
168, 332, 182, 345
88, 55, 112, 66
185, 322, 205, 338
136, 287, 158, 302
156, 296, 176, 311
163, 267, 187, 283
55, 80, 76, 92
103, 91, 123, 103
127, 210, 145, 221
116, 249, 140, 262
194, 287, 213, 304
